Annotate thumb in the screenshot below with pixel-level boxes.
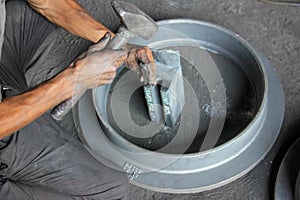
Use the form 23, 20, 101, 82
88, 32, 111, 52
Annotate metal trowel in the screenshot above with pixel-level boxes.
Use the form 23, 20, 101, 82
143, 49, 185, 128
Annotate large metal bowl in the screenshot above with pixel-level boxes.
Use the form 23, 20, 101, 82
74, 19, 284, 193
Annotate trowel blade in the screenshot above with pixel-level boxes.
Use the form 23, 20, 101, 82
143, 49, 185, 127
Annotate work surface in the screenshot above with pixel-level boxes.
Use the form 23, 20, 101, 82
48, 0, 300, 199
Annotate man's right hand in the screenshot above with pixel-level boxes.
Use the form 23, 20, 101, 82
67, 33, 156, 96
68, 34, 127, 96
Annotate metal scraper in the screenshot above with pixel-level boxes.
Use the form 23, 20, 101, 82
143, 49, 185, 128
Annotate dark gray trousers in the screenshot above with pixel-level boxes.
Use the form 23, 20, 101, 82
0, 1, 129, 199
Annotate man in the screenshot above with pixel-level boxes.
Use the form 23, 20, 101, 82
0, 0, 155, 199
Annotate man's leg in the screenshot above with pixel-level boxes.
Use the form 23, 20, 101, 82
0, 0, 59, 94
0, 114, 129, 200
0, 180, 75, 200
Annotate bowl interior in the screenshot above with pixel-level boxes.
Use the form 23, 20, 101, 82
96, 22, 265, 154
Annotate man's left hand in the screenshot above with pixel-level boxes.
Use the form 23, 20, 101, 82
124, 45, 156, 86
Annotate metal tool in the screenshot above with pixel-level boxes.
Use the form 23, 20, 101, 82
144, 49, 185, 127
51, 0, 158, 121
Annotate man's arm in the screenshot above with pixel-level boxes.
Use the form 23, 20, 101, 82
0, 69, 73, 139
27, 0, 114, 43
0, 1, 157, 139
26, 0, 156, 84
0, 36, 127, 139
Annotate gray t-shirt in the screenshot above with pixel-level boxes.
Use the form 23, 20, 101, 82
0, 0, 5, 60
0, 0, 5, 146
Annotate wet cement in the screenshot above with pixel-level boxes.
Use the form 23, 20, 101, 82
49, 0, 300, 199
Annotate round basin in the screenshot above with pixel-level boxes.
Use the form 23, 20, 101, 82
74, 19, 284, 193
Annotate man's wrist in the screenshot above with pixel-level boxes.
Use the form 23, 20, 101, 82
50, 67, 79, 101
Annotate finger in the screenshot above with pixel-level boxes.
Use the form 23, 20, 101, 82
98, 79, 114, 85
137, 47, 157, 85
125, 49, 139, 71
123, 50, 144, 81
136, 47, 154, 64
146, 62, 157, 85
98, 70, 117, 85
101, 71, 117, 78
100, 73, 116, 81
136, 66, 144, 83
88, 32, 111, 53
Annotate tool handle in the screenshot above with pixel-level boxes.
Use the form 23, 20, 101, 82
51, 92, 84, 121
50, 31, 131, 120
106, 27, 134, 50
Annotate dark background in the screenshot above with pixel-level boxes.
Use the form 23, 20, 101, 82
49, 0, 300, 199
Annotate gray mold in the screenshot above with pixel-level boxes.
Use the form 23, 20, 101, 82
75, 20, 284, 193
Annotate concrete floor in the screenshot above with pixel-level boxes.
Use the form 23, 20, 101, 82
50, 0, 300, 199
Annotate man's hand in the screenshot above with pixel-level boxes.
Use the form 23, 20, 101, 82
50, 33, 157, 120
125, 46, 156, 86
70, 35, 122, 89
69, 34, 156, 96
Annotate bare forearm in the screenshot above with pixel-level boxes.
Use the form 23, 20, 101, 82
0, 69, 74, 139
27, 0, 114, 43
